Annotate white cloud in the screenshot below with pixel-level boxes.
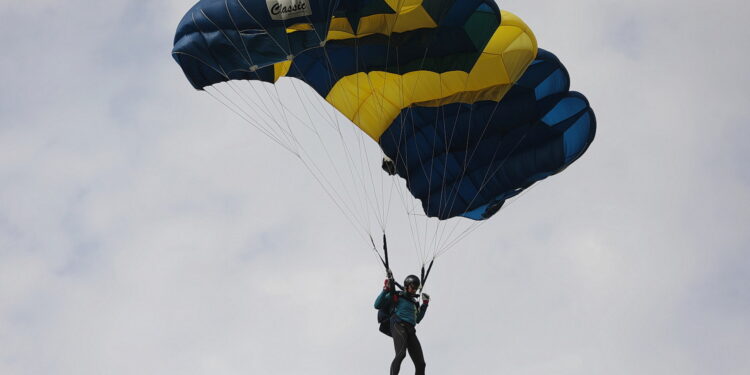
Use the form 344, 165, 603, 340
1, 1, 748, 374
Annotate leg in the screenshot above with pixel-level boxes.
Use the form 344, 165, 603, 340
406, 329, 426, 375
390, 322, 408, 375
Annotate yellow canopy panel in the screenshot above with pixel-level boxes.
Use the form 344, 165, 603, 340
326, 11, 537, 141
286, 1, 437, 39
328, 0, 437, 40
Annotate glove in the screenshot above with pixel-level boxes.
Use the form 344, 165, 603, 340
383, 278, 392, 290
422, 293, 430, 305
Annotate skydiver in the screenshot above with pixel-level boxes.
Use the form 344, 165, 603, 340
374, 275, 431, 375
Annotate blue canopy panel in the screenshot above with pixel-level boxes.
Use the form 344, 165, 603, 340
379, 49, 596, 220
280, 0, 501, 98
334, 0, 500, 41
172, 0, 339, 90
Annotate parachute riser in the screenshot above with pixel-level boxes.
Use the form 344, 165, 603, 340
418, 258, 435, 294
372, 233, 404, 292
373, 233, 434, 294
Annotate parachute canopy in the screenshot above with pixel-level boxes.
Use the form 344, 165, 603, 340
172, 0, 596, 221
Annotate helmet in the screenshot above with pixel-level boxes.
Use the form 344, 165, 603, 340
404, 275, 421, 290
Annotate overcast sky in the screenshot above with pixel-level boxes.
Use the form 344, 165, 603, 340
1, 1, 749, 374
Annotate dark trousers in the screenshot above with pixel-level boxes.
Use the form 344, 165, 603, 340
390, 320, 426, 375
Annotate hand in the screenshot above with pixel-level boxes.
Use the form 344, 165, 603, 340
383, 278, 392, 290
422, 293, 430, 305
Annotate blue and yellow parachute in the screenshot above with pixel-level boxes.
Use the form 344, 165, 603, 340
173, 0, 596, 220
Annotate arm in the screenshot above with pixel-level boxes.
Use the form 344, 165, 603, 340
375, 278, 397, 309
416, 293, 430, 323
416, 304, 428, 323
374, 289, 391, 309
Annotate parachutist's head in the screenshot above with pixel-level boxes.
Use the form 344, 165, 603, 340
404, 275, 420, 293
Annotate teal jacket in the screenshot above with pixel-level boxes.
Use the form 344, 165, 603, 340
375, 289, 428, 325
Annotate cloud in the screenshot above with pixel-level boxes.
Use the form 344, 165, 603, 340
1, 1, 749, 374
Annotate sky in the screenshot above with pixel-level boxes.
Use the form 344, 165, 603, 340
1, 0, 749, 374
